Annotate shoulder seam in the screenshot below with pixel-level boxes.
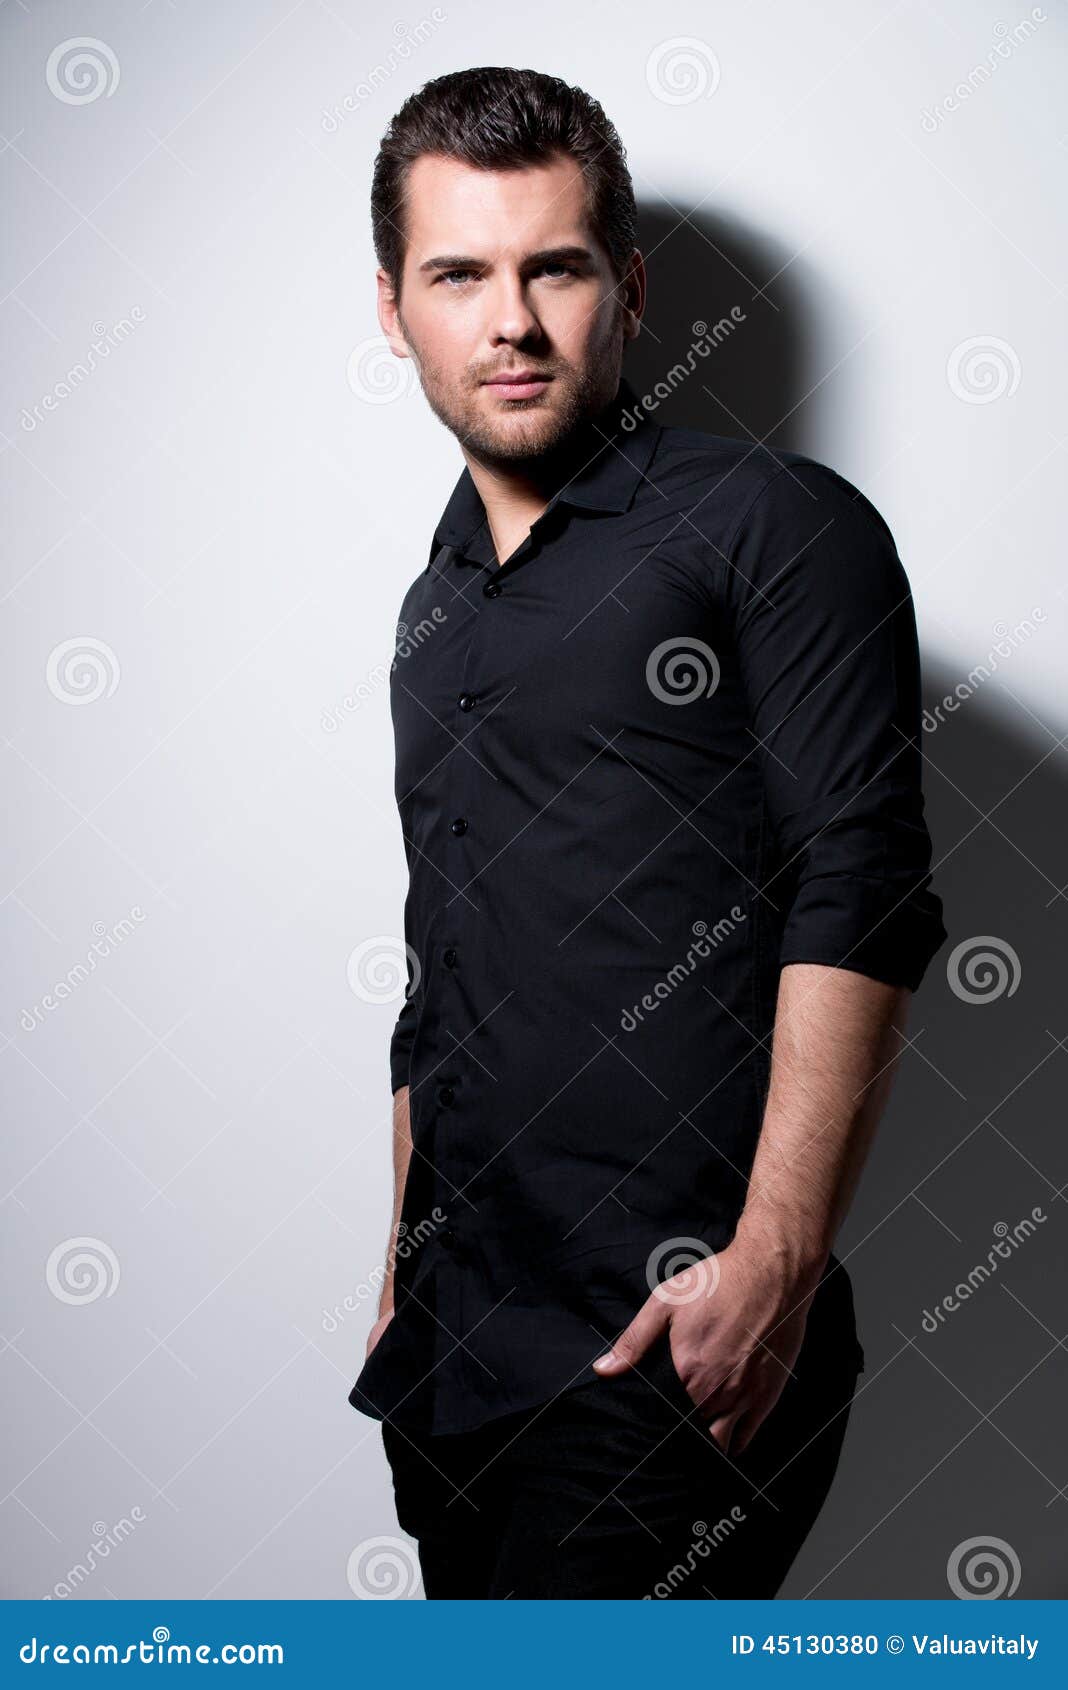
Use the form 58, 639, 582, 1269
722, 461, 796, 561
724, 457, 879, 563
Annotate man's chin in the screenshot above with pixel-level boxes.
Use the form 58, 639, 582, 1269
471, 423, 564, 462
454, 389, 584, 462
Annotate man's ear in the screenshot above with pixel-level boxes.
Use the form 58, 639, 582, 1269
618, 248, 646, 343
376, 268, 410, 358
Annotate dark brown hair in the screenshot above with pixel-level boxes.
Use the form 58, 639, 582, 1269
371, 66, 637, 298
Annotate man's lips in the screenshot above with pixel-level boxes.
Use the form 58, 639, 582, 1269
482, 372, 553, 398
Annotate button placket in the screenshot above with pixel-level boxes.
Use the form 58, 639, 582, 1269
435, 570, 488, 1166
432, 540, 521, 1422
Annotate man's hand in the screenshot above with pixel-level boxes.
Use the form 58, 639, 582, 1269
365, 1307, 395, 1360
591, 1242, 818, 1456
592, 964, 908, 1454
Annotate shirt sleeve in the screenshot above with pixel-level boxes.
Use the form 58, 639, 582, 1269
389, 994, 416, 1096
726, 462, 948, 993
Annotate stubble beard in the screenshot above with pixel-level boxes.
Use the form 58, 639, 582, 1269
399, 313, 626, 470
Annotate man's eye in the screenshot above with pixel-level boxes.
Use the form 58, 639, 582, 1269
437, 264, 580, 286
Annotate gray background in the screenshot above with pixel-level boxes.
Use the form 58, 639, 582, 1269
2, 0, 1065, 1600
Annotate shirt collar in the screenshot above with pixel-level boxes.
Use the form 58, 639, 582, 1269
427, 374, 660, 569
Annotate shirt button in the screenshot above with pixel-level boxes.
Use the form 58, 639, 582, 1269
458, 693, 477, 712
442, 947, 458, 967
483, 580, 501, 598
437, 1084, 455, 1107
450, 817, 468, 835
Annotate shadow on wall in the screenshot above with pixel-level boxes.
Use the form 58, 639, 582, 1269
628, 203, 810, 447
630, 204, 1066, 1598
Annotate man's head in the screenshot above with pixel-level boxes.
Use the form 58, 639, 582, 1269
371, 67, 644, 464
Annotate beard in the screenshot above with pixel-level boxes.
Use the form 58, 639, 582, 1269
399, 313, 626, 469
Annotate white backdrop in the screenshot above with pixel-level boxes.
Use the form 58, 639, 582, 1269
3, 0, 1066, 1600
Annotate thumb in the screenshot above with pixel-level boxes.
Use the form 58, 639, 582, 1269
593, 1295, 669, 1375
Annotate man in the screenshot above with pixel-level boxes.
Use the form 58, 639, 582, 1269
348, 66, 948, 1599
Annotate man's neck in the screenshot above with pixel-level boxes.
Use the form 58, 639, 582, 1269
462, 382, 621, 566
462, 457, 550, 566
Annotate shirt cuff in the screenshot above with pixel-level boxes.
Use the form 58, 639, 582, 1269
778, 871, 948, 992
389, 996, 417, 1094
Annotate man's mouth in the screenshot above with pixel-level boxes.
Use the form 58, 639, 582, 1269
482, 371, 553, 399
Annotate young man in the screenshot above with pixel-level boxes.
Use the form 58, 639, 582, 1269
348, 66, 948, 1599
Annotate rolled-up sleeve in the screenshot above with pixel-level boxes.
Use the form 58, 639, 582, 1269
727, 462, 948, 993
389, 994, 416, 1095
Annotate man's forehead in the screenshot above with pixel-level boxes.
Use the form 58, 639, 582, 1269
404, 152, 591, 248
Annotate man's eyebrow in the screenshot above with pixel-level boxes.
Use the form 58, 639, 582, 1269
417, 245, 596, 274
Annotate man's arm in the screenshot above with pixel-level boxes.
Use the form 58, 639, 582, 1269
699, 959, 908, 1448
365, 1083, 413, 1358
593, 962, 908, 1449
733, 961, 908, 1289
593, 462, 948, 1448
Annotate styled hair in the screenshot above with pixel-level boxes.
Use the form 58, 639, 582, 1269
371, 66, 637, 297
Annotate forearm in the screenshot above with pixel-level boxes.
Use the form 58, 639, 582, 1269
732, 960, 910, 1290
378, 1084, 413, 1318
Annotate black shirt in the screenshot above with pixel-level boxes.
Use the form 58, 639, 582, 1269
349, 374, 948, 1436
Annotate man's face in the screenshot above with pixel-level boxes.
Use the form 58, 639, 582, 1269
378, 151, 642, 462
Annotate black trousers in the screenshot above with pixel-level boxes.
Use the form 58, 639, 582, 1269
381, 1307, 864, 1599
